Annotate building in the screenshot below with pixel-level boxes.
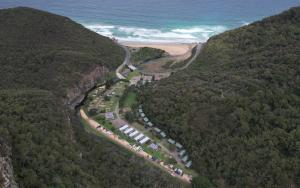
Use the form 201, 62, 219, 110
147, 122, 153, 127
176, 143, 183, 150
175, 168, 183, 176
154, 128, 161, 133
139, 137, 150, 144
105, 112, 115, 120
128, 64, 137, 71
185, 161, 192, 168
179, 149, 186, 157
140, 113, 145, 118
160, 132, 166, 138
168, 139, 175, 144
119, 124, 129, 131
181, 155, 188, 163
149, 143, 159, 150
134, 133, 144, 141
138, 109, 143, 113
143, 117, 149, 122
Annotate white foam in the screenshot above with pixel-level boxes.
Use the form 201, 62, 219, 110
84, 23, 228, 43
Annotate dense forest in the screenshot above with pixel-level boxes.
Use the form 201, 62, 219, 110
0, 7, 185, 187
139, 7, 300, 188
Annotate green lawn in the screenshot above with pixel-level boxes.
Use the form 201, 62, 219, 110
126, 70, 140, 80
123, 92, 137, 108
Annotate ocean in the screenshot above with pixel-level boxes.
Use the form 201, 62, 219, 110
1, 0, 300, 43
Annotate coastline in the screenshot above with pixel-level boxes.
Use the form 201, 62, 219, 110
120, 41, 198, 56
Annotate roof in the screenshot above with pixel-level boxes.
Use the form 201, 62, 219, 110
176, 143, 183, 149
119, 124, 129, 131
160, 132, 166, 137
179, 150, 186, 156
138, 109, 143, 113
134, 133, 144, 141
154, 128, 161, 133
128, 64, 137, 70
185, 161, 192, 168
149, 143, 159, 150
124, 127, 134, 134
105, 112, 115, 119
147, 122, 153, 127
168, 139, 175, 144
143, 117, 149, 122
140, 113, 145, 117
129, 130, 139, 137
139, 137, 150, 144
182, 155, 188, 162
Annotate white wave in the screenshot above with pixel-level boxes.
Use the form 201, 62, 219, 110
84, 23, 228, 43
242, 21, 250, 26
172, 25, 227, 34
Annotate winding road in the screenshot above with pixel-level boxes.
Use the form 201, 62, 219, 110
115, 44, 131, 79
138, 42, 203, 76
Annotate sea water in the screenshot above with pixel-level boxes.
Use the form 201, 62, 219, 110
1, 0, 300, 43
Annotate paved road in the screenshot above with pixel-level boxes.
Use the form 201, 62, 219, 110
116, 44, 131, 79
176, 43, 202, 71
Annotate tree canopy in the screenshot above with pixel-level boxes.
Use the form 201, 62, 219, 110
139, 7, 300, 188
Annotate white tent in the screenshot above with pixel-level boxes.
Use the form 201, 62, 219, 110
124, 127, 134, 134
139, 137, 150, 144
134, 133, 144, 141
119, 124, 129, 131
129, 130, 139, 137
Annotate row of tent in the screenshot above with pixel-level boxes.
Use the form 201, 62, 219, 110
119, 124, 150, 145
138, 106, 192, 168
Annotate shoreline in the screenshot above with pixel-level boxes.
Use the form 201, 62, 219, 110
120, 41, 199, 56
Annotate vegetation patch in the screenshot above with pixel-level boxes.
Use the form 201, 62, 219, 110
132, 47, 166, 63
139, 7, 300, 188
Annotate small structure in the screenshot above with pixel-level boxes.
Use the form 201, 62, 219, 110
149, 143, 159, 150
139, 137, 150, 144
185, 161, 192, 168
168, 139, 175, 145
154, 128, 161, 133
129, 130, 139, 138
124, 127, 134, 134
138, 109, 143, 113
140, 113, 145, 118
134, 133, 145, 141
176, 143, 183, 150
119, 124, 129, 131
128, 64, 137, 71
143, 117, 149, 122
160, 132, 166, 138
147, 122, 153, 127
179, 150, 186, 157
105, 112, 115, 120
175, 168, 183, 176
182, 155, 188, 163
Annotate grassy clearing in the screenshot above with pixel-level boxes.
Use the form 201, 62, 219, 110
126, 70, 140, 80
123, 92, 137, 108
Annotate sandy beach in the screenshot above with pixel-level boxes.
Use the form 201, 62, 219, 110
121, 41, 197, 56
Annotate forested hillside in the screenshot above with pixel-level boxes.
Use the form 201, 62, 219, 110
0, 7, 185, 187
139, 7, 300, 188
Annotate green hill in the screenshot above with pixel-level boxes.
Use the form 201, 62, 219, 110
0, 7, 185, 188
139, 7, 300, 188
